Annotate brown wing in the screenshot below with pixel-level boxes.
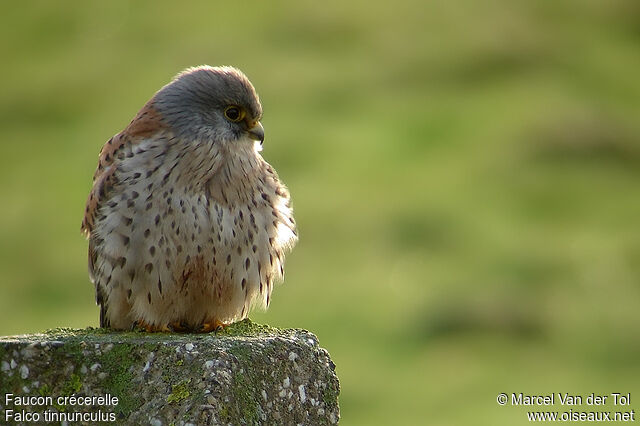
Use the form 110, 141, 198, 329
81, 101, 167, 237
81, 101, 168, 326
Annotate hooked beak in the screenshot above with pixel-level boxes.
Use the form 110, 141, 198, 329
247, 121, 265, 143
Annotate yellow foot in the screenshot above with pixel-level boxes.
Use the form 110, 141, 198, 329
199, 319, 228, 333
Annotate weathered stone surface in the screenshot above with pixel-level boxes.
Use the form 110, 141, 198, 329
0, 320, 340, 425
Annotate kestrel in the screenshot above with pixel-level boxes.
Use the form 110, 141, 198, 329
81, 66, 297, 332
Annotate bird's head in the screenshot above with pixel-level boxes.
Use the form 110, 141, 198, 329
153, 65, 264, 146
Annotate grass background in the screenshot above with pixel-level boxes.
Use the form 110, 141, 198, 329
1, 1, 639, 424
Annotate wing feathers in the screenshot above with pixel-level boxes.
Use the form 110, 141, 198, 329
81, 102, 167, 236
82, 101, 168, 327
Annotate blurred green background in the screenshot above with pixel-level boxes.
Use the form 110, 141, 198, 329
1, 1, 639, 424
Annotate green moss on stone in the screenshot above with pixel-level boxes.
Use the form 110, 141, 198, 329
167, 379, 191, 404
63, 373, 82, 394
219, 319, 279, 337
52, 374, 83, 412
230, 370, 260, 423
322, 377, 340, 411
44, 327, 110, 337
228, 342, 253, 362
0, 370, 22, 395
218, 404, 230, 422
38, 383, 51, 397
41, 319, 283, 342
99, 344, 141, 416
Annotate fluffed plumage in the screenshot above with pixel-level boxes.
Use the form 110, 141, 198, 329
81, 66, 297, 331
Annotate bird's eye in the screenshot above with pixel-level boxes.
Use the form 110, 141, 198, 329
224, 105, 244, 122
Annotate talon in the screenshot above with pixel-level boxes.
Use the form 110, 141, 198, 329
168, 321, 190, 332
200, 319, 228, 333
132, 319, 163, 332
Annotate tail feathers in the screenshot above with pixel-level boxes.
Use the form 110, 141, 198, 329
95, 285, 109, 328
